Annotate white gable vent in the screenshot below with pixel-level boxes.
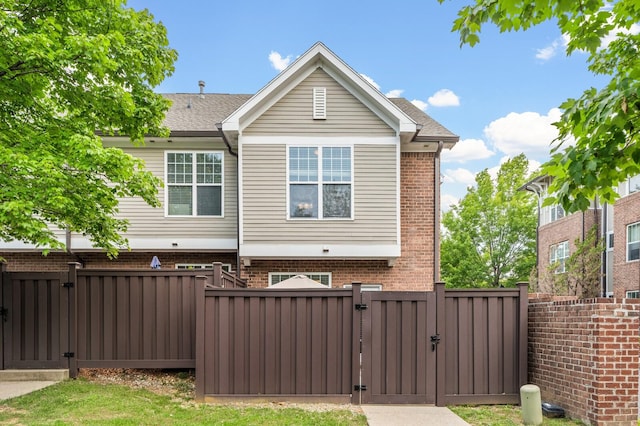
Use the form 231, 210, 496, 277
313, 87, 327, 119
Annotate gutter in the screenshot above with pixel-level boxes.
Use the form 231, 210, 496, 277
215, 124, 241, 275
434, 140, 444, 283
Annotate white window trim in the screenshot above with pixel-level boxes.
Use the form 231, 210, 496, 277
628, 175, 640, 195
268, 272, 332, 287
626, 222, 640, 262
164, 151, 224, 218
550, 241, 569, 274
175, 263, 231, 272
343, 284, 382, 292
550, 204, 565, 222
286, 145, 354, 220
626, 290, 640, 298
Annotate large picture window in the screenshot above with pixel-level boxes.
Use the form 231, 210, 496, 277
550, 241, 569, 273
627, 222, 640, 261
288, 146, 352, 219
166, 152, 223, 216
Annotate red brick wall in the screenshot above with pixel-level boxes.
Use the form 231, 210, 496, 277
613, 192, 640, 298
536, 209, 600, 294
240, 151, 437, 290
529, 297, 639, 425
0, 251, 237, 271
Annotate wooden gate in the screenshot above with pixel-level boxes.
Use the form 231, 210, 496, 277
359, 291, 438, 404
1, 270, 72, 369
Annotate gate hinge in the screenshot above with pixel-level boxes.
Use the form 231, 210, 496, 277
63, 352, 75, 358
62, 282, 74, 288
355, 303, 368, 311
354, 384, 367, 391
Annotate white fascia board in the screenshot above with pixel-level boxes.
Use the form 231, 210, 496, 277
241, 136, 399, 145
69, 236, 237, 251
239, 243, 401, 259
0, 240, 64, 250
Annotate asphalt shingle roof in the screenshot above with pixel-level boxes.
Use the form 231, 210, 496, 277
161, 93, 458, 141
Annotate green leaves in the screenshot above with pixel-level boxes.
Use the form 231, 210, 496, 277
0, 1, 176, 257
440, 0, 640, 213
441, 154, 537, 288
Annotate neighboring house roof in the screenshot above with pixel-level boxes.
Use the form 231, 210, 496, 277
162, 93, 251, 132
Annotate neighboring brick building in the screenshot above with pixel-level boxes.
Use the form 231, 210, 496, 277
522, 175, 640, 298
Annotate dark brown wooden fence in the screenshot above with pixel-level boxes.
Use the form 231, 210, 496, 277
0, 262, 244, 376
1, 263, 527, 406
440, 286, 528, 405
196, 282, 529, 406
195, 283, 357, 403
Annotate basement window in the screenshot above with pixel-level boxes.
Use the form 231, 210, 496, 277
626, 290, 640, 298
313, 87, 326, 119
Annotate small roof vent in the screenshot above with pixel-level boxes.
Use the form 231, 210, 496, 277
198, 80, 205, 97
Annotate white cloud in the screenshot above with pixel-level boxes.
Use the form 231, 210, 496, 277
269, 51, 292, 71
360, 74, 380, 91
440, 193, 459, 212
411, 99, 428, 111
443, 168, 476, 185
600, 23, 640, 48
536, 36, 568, 60
428, 89, 460, 107
483, 108, 562, 159
441, 138, 495, 163
385, 89, 404, 98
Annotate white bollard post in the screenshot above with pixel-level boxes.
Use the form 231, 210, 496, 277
520, 384, 543, 425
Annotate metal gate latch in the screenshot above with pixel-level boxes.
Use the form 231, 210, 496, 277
430, 334, 440, 351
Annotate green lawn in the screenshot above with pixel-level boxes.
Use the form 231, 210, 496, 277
0, 379, 367, 425
450, 405, 586, 425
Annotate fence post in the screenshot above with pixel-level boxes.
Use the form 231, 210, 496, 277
350, 282, 362, 405
435, 281, 446, 406
212, 262, 222, 288
195, 275, 208, 401
517, 282, 529, 391
67, 263, 80, 378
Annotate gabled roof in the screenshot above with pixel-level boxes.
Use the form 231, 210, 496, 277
220, 42, 418, 140
157, 42, 458, 145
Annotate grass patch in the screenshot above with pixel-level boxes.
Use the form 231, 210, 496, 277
0, 379, 367, 425
449, 405, 586, 425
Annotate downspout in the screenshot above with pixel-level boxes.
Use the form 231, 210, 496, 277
215, 123, 240, 275
434, 140, 444, 283
65, 229, 85, 267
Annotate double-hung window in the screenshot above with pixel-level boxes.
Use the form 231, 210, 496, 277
288, 146, 352, 219
627, 222, 640, 261
550, 241, 569, 273
166, 152, 223, 216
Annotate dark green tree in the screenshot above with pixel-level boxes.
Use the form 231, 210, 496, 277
441, 154, 537, 288
439, 0, 640, 212
0, 1, 177, 257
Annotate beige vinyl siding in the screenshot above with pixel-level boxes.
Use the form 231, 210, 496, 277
113, 144, 237, 239
244, 69, 395, 136
242, 144, 397, 243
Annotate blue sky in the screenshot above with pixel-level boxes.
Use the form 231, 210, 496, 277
128, 0, 608, 209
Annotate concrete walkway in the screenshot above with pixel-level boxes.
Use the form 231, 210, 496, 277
362, 405, 470, 426
0, 381, 58, 401
0, 369, 68, 401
